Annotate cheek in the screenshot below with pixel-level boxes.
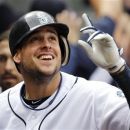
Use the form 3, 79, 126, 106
0, 66, 4, 74
57, 46, 62, 60
21, 46, 35, 58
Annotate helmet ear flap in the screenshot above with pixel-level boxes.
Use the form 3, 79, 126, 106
59, 36, 70, 66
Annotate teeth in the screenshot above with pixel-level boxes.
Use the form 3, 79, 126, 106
39, 55, 53, 60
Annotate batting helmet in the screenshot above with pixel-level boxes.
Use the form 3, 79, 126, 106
9, 11, 70, 66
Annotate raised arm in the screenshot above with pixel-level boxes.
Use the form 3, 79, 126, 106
78, 13, 130, 107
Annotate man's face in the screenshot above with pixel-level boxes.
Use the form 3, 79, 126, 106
14, 26, 62, 78
0, 39, 22, 91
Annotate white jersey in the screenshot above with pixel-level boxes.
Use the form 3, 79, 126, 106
0, 72, 129, 130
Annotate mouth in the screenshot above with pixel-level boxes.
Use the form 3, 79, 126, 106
38, 55, 54, 60
2, 75, 16, 81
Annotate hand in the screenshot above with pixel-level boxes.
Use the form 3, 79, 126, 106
78, 13, 125, 74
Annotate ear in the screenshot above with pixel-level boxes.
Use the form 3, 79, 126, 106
13, 51, 21, 64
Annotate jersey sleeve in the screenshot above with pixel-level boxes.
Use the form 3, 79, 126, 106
111, 65, 130, 108
93, 82, 130, 130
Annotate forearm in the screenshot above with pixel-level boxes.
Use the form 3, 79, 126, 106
79, 13, 130, 108
111, 65, 130, 107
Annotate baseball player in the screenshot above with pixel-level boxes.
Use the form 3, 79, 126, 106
0, 11, 130, 130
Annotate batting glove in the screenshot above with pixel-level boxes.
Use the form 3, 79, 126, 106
78, 13, 125, 74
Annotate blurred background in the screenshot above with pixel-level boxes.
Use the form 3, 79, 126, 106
1, 0, 88, 13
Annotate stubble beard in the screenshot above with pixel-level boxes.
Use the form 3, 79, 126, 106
20, 62, 59, 85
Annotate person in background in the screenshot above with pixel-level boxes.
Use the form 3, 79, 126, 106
114, 12, 130, 67
0, 30, 23, 92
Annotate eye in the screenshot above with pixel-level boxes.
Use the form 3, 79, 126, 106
0, 55, 7, 63
49, 35, 58, 42
29, 36, 43, 43
49, 36, 56, 41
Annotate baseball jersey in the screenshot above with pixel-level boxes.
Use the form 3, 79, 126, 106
0, 72, 129, 130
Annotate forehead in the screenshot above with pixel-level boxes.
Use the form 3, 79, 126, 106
0, 40, 11, 54
0, 40, 9, 50
30, 26, 58, 36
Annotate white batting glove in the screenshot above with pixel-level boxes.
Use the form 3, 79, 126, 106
78, 13, 125, 74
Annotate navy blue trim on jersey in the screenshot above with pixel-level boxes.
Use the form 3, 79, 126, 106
8, 90, 26, 126
20, 74, 63, 111
38, 76, 78, 130
111, 65, 130, 108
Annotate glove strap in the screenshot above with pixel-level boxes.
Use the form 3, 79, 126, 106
108, 58, 126, 74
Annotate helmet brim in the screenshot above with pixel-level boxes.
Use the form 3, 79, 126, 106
16, 22, 69, 48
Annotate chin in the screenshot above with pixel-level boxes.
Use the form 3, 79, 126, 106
41, 68, 59, 76
42, 70, 56, 76
2, 82, 14, 89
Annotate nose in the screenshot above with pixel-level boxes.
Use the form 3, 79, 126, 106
42, 39, 51, 49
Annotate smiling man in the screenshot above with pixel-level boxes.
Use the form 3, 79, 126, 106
0, 11, 130, 130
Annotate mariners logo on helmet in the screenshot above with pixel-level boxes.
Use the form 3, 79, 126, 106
38, 17, 48, 24
25, 11, 54, 31
36, 12, 51, 24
